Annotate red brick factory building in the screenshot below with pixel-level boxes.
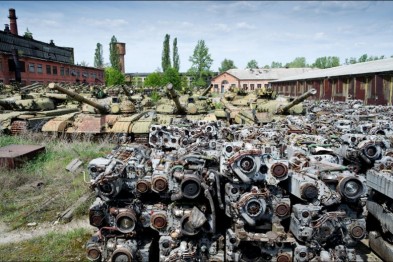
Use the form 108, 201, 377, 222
0, 8, 104, 86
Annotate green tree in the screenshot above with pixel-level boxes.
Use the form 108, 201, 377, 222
109, 36, 121, 71
313, 56, 340, 69
188, 40, 213, 88
105, 67, 125, 86
358, 54, 368, 63
263, 65, 270, 69
285, 57, 307, 68
162, 34, 171, 72
173, 37, 180, 71
271, 61, 282, 68
246, 59, 259, 69
144, 72, 163, 88
23, 28, 33, 39
162, 67, 182, 91
218, 58, 236, 73
94, 43, 104, 68
345, 57, 357, 65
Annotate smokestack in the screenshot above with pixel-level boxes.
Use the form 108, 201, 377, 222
8, 8, 18, 35
116, 42, 126, 73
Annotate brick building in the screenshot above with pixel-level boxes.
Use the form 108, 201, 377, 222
0, 8, 104, 86
210, 68, 314, 93
269, 58, 393, 106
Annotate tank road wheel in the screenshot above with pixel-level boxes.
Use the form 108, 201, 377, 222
10, 120, 28, 135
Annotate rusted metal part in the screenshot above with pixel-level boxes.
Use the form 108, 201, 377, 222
0, 144, 45, 169
10, 120, 28, 134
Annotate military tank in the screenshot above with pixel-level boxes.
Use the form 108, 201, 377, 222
0, 83, 80, 134
220, 88, 317, 125
41, 83, 218, 143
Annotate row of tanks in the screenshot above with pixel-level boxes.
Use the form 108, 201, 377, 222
82, 97, 393, 261
1, 82, 314, 143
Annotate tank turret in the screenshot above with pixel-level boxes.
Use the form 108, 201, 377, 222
49, 83, 109, 114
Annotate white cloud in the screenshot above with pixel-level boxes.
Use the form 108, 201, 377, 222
235, 22, 256, 30
80, 17, 128, 27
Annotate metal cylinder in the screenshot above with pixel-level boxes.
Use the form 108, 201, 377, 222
48, 83, 108, 113
279, 88, 317, 114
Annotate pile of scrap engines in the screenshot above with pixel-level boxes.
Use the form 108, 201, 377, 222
85, 100, 393, 261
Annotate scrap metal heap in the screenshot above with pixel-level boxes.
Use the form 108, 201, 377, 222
84, 98, 393, 261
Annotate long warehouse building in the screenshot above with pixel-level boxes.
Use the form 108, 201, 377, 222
270, 58, 393, 105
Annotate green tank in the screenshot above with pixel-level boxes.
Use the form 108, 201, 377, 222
41, 83, 145, 138
41, 83, 218, 143
220, 88, 317, 125
0, 83, 80, 134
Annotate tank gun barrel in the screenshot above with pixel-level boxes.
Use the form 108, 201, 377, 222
277, 88, 317, 114
200, 85, 212, 97
166, 83, 186, 114
48, 83, 109, 114
19, 82, 42, 93
121, 85, 133, 100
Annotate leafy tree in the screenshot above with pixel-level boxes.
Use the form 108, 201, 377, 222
263, 65, 270, 69
94, 43, 104, 68
358, 54, 368, 63
313, 56, 340, 69
105, 67, 125, 86
23, 28, 33, 39
188, 40, 213, 88
79, 61, 89, 67
162, 34, 171, 72
218, 58, 237, 73
173, 37, 180, 71
109, 36, 121, 71
345, 57, 357, 65
271, 61, 282, 68
162, 67, 182, 91
144, 72, 163, 88
285, 57, 307, 68
246, 59, 259, 69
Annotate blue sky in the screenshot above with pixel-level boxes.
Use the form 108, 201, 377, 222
1, 1, 392, 73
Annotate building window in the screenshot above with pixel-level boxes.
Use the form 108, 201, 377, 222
250, 84, 255, 90
65, 68, 69, 76
257, 84, 261, 89
52, 66, 58, 75
29, 63, 35, 73
60, 67, 64, 76
37, 64, 43, 73
0, 58, 2, 71
243, 84, 248, 90
46, 65, 51, 74
214, 84, 218, 93
77, 70, 80, 77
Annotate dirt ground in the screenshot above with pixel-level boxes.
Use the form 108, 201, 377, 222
0, 218, 95, 245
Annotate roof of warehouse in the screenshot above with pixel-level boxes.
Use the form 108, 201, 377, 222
213, 68, 315, 81
271, 58, 393, 82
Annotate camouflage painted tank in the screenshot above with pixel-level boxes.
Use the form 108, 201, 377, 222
154, 84, 217, 125
41, 83, 151, 140
0, 83, 80, 134
220, 87, 317, 125
42, 83, 219, 142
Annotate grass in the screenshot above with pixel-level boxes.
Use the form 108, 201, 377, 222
0, 228, 92, 262
0, 132, 115, 229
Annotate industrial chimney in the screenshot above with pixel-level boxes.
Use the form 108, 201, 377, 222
116, 42, 126, 73
8, 8, 18, 35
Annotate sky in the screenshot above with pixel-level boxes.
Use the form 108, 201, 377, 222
1, 1, 392, 73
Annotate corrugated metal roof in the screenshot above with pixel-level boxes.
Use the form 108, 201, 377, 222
271, 58, 393, 82
224, 68, 315, 80
0, 30, 74, 64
